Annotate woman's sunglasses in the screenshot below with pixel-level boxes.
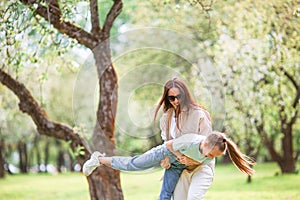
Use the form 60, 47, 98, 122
168, 94, 182, 102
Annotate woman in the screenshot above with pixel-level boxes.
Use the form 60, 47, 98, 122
154, 77, 214, 200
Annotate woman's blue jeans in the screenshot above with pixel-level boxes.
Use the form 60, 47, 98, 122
111, 144, 186, 200
159, 161, 185, 200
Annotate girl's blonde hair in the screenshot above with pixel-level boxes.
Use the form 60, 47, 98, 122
206, 131, 256, 176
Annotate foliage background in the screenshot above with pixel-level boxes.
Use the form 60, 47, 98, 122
0, 0, 299, 187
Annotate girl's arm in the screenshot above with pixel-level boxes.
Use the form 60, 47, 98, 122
165, 140, 183, 158
177, 155, 202, 166
165, 140, 202, 166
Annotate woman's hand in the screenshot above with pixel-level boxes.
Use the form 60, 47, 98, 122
177, 155, 201, 166
160, 156, 171, 169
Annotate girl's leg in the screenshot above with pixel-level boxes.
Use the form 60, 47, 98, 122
111, 144, 176, 171
82, 145, 175, 176
99, 157, 112, 166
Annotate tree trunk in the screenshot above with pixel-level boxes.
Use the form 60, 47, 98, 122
247, 175, 252, 183
0, 138, 5, 178
18, 141, 28, 173
67, 152, 74, 172
33, 135, 42, 173
280, 125, 295, 173
258, 121, 296, 174
44, 140, 50, 173
56, 141, 64, 173
4, 0, 124, 198
85, 41, 123, 200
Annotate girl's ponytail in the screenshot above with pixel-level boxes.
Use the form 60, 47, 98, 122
207, 131, 256, 176
225, 138, 256, 176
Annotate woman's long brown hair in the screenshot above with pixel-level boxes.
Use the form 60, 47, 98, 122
154, 78, 198, 118
153, 78, 204, 140
153, 77, 208, 122
207, 131, 256, 176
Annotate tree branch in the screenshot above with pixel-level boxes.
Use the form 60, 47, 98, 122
90, 0, 101, 35
103, 0, 123, 38
230, 89, 282, 162
0, 68, 91, 160
279, 66, 300, 108
20, 0, 97, 49
254, 119, 282, 162
46, 0, 62, 17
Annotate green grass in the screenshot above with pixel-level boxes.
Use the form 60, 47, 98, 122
0, 163, 299, 200
0, 173, 90, 200
205, 162, 300, 200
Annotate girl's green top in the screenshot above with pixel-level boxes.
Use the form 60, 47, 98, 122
172, 134, 212, 165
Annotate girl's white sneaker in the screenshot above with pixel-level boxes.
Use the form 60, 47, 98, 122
82, 151, 104, 176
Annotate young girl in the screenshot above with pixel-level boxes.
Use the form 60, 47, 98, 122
82, 131, 255, 199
